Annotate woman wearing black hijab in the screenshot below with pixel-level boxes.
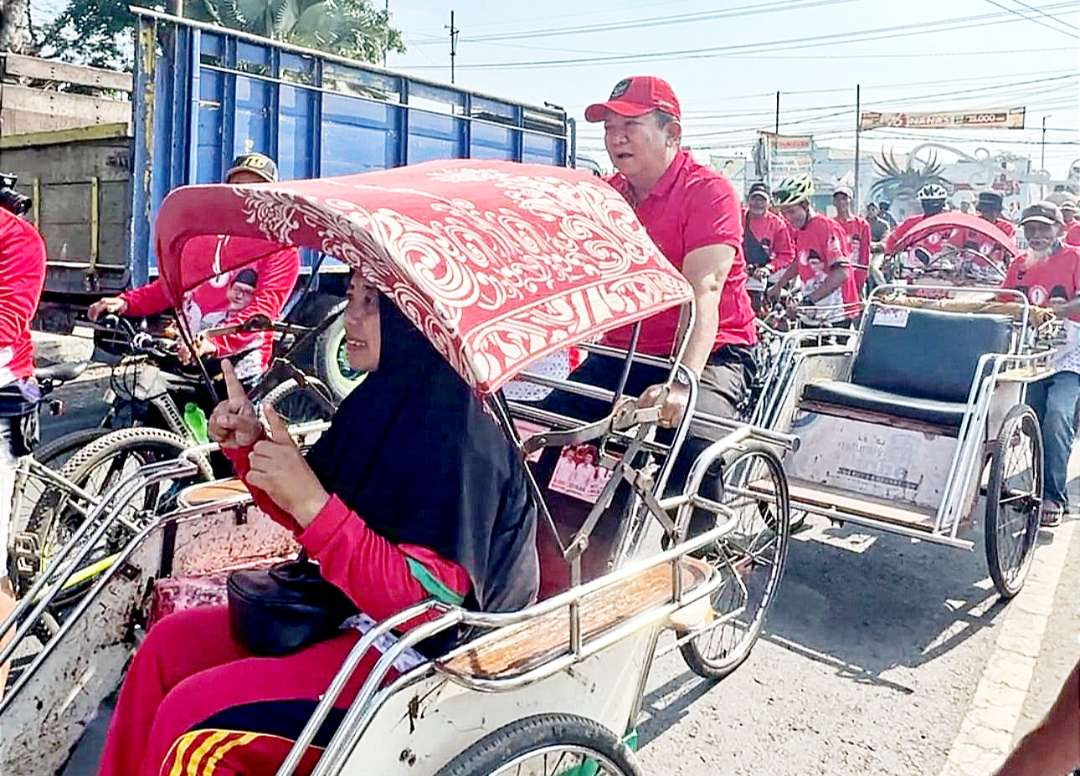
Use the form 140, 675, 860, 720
99, 275, 540, 776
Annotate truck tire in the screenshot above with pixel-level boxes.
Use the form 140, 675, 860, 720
313, 308, 364, 401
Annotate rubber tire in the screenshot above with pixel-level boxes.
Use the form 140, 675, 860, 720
27, 427, 214, 563
313, 305, 365, 401
33, 427, 109, 469
985, 405, 1043, 600
434, 714, 642, 776
261, 378, 337, 425
678, 443, 791, 681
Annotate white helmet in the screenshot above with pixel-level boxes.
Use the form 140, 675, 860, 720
917, 183, 948, 201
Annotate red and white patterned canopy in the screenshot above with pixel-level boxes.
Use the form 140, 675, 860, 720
155, 160, 692, 394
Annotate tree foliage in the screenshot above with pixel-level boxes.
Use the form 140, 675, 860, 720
39, 0, 404, 70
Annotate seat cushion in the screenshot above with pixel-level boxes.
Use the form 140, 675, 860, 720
851, 306, 1012, 403
802, 380, 967, 428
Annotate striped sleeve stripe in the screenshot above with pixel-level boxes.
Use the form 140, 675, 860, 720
405, 557, 466, 605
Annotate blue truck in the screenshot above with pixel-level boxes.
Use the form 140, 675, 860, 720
4, 11, 576, 384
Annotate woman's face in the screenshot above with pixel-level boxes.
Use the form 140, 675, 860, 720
344, 275, 380, 372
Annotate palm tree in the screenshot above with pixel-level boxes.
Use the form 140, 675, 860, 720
188, 0, 405, 62
869, 150, 951, 220
0, 0, 32, 54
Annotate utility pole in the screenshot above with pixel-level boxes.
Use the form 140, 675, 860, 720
771, 91, 780, 184
854, 84, 861, 213
447, 11, 459, 85
1040, 115, 1049, 199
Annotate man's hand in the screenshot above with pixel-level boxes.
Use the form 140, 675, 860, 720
208, 360, 262, 448
178, 337, 217, 365
88, 297, 128, 322
637, 382, 690, 429
247, 405, 329, 528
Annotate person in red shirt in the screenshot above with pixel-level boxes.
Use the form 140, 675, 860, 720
98, 277, 539, 775
88, 153, 300, 383
571, 75, 756, 426
1001, 202, 1080, 527
767, 173, 859, 326
0, 175, 47, 692
1060, 198, 1080, 246
744, 181, 795, 273
884, 183, 952, 260
947, 190, 1018, 269
832, 185, 872, 294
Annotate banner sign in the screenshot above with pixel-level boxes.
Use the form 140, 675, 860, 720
759, 131, 813, 184
859, 107, 1026, 131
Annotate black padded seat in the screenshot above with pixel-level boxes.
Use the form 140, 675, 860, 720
799, 305, 1013, 429
802, 381, 967, 428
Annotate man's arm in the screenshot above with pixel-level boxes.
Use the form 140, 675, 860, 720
770, 261, 799, 295
993, 657, 1079, 776
680, 244, 736, 375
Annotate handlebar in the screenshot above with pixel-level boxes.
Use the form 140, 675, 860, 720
201, 314, 313, 340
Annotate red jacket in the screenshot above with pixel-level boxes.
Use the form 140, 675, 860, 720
122, 238, 300, 378
0, 210, 46, 384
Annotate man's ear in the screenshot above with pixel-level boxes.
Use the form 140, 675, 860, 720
666, 121, 683, 148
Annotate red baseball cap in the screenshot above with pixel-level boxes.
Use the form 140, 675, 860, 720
585, 76, 682, 123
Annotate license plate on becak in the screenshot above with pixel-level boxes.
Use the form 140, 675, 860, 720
549, 444, 617, 504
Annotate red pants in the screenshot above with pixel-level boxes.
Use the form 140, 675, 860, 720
99, 606, 393, 776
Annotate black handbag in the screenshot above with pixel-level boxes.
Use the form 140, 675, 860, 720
226, 554, 357, 656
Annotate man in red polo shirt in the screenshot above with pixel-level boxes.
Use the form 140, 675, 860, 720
832, 185, 871, 293
1061, 198, 1080, 246
744, 181, 794, 273
571, 75, 756, 426
947, 190, 1017, 268
767, 174, 859, 326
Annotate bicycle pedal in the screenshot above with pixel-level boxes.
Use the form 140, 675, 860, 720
13, 531, 40, 555
12, 532, 41, 577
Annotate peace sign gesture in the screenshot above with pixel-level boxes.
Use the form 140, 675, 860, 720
208, 360, 262, 448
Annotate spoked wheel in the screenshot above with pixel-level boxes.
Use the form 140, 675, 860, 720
26, 427, 214, 604
985, 405, 1043, 599
678, 443, 790, 680
434, 714, 642, 776
261, 377, 338, 426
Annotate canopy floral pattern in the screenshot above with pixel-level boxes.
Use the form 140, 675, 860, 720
155, 160, 692, 394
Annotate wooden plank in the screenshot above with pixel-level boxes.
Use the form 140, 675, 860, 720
787, 479, 937, 530
439, 558, 711, 680
0, 122, 130, 150
3, 53, 132, 92
997, 365, 1054, 383
0, 85, 131, 135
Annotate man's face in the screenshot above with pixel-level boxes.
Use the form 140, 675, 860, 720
867, 204, 879, 218
833, 193, 851, 214
1062, 207, 1076, 223
977, 204, 1001, 222
748, 193, 768, 217
1023, 222, 1058, 254
603, 111, 675, 181
780, 203, 809, 229
959, 202, 971, 213
226, 170, 266, 185
227, 282, 255, 311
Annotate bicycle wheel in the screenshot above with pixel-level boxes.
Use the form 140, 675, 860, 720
261, 378, 337, 426
678, 443, 790, 680
26, 427, 213, 584
434, 714, 642, 776
985, 405, 1042, 599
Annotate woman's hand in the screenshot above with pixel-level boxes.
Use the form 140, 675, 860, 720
247, 406, 329, 528
88, 296, 128, 321
208, 360, 262, 448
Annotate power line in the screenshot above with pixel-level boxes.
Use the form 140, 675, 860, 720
984, 0, 1080, 37
402, 3, 1080, 70
1009, 0, 1079, 28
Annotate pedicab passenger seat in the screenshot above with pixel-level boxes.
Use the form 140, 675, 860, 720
800, 306, 1013, 430
437, 557, 711, 682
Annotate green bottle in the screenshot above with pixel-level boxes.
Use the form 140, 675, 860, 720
183, 402, 210, 444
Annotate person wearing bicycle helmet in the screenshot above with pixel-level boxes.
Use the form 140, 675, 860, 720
833, 185, 871, 294
0, 177, 46, 693
883, 182, 951, 257
87, 153, 300, 382
767, 173, 858, 327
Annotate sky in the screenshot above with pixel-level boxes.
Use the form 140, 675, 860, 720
382, 0, 1080, 178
